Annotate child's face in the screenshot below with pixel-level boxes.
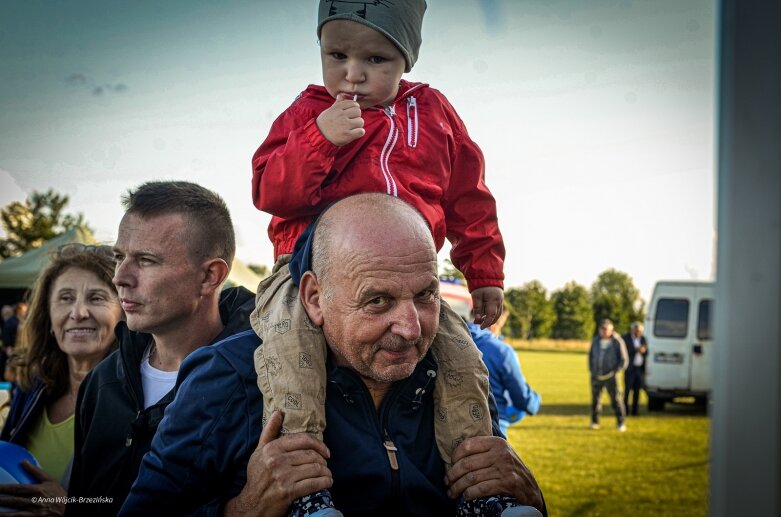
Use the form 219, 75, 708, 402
320, 20, 406, 108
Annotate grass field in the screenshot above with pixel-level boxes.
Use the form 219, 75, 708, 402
504, 346, 709, 516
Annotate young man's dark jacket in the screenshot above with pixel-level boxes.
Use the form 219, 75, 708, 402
65, 287, 254, 517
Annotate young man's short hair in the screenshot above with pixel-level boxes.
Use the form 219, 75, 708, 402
122, 181, 235, 265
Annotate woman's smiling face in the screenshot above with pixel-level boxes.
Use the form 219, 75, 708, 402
48, 266, 122, 362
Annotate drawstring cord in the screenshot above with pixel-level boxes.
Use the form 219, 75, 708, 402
411, 369, 437, 410
328, 379, 355, 404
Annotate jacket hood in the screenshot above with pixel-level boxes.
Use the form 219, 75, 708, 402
215, 286, 255, 338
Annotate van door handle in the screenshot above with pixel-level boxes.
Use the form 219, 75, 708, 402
692, 344, 703, 355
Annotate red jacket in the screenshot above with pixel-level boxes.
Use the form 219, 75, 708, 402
251, 80, 505, 290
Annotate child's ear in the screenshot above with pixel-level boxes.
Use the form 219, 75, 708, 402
299, 271, 325, 327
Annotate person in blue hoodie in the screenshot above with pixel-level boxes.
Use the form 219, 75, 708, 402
469, 308, 541, 436
121, 194, 546, 517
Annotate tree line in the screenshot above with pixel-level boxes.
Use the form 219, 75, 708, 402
503, 270, 645, 340
441, 259, 646, 340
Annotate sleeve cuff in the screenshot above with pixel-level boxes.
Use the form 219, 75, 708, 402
464, 278, 504, 291
304, 118, 340, 158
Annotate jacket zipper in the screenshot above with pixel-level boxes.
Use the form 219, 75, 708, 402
122, 342, 145, 448
380, 105, 399, 196
383, 433, 399, 470
406, 96, 418, 148
378, 381, 404, 500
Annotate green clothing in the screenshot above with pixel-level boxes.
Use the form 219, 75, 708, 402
26, 410, 74, 483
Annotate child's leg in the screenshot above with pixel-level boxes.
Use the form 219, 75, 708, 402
435, 302, 544, 517
430, 299, 492, 469
250, 256, 327, 440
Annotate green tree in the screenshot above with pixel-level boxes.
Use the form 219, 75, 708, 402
247, 263, 270, 279
0, 189, 89, 259
551, 281, 595, 340
438, 258, 466, 283
590, 268, 646, 334
501, 294, 524, 339
504, 280, 555, 339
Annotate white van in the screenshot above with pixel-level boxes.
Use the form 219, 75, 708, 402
644, 280, 714, 410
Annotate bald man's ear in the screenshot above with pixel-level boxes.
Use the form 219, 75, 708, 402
299, 271, 325, 327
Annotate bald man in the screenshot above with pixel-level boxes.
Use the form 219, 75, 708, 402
121, 194, 544, 517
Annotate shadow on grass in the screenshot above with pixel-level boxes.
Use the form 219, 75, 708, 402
568, 501, 598, 516
651, 401, 709, 416
538, 404, 590, 416
538, 402, 708, 417
660, 459, 710, 472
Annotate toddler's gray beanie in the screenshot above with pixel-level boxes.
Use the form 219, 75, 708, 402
317, 0, 427, 72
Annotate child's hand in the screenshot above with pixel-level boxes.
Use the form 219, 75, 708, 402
316, 95, 366, 146
471, 286, 504, 329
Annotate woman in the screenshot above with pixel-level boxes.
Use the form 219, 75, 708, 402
0, 244, 122, 515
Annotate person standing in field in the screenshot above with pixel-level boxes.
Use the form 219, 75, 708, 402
588, 319, 628, 431
470, 307, 541, 436
622, 321, 648, 416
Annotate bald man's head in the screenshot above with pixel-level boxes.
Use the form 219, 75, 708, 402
311, 193, 435, 285
299, 193, 441, 389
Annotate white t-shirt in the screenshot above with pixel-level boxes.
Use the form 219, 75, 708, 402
633, 336, 645, 367
140, 344, 178, 409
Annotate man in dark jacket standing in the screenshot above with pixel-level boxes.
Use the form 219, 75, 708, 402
66, 181, 254, 516
622, 321, 648, 416
120, 194, 545, 517
588, 319, 629, 431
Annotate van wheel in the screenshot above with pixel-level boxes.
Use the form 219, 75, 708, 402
648, 396, 665, 412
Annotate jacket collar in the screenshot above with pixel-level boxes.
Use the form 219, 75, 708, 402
303, 80, 429, 109
326, 349, 439, 409
113, 286, 256, 409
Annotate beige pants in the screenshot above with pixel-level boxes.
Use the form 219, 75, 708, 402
250, 256, 492, 467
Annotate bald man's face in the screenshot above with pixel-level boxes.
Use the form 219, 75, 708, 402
314, 229, 440, 390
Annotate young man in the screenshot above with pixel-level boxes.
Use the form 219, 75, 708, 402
66, 181, 255, 516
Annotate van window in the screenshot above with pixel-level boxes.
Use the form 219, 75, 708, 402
697, 299, 714, 340
654, 298, 689, 338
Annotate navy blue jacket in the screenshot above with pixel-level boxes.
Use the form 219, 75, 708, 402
121, 332, 505, 516
0, 379, 47, 446
622, 332, 648, 373
1, 379, 76, 487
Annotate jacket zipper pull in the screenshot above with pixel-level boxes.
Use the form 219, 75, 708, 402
406, 96, 418, 148
126, 410, 141, 447
383, 438, 399, 470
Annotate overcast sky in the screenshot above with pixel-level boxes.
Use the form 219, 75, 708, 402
0, 0, 715, 301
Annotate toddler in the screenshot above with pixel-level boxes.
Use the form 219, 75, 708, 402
251, 2, 535, 516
